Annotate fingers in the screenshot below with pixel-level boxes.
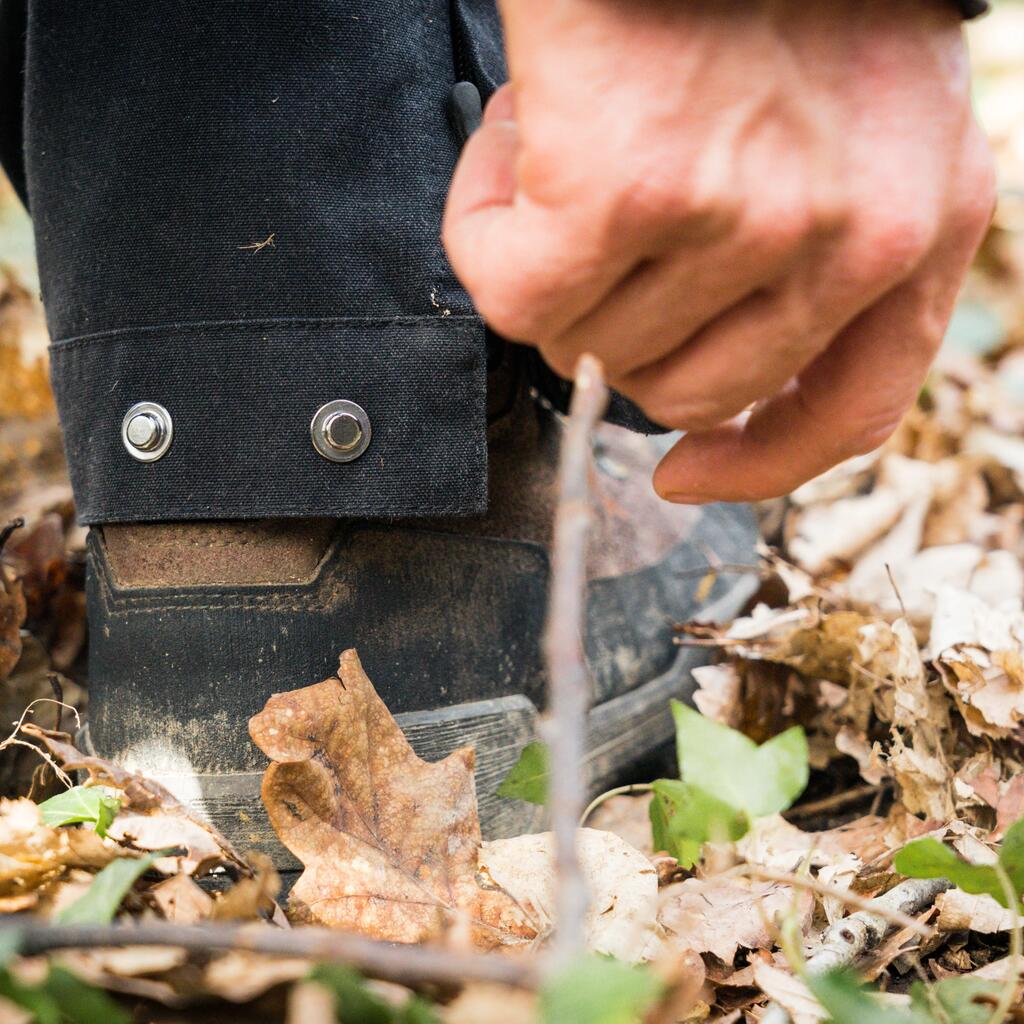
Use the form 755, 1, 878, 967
615, 249, 882, 430
651, 261, 957, 503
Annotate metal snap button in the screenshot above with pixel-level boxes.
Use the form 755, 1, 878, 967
311, 400, 371, 462
122, 402, 173, 462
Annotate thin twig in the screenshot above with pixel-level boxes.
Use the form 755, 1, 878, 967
987, 863, 1021, 1024
0, 700, 79, 788
762, 876, 950, 1024
0, 517, 24, 554
784, 783, 889, 822
1, 920, 538, 991
729, 865, 935, 939
539, 353, 608, 967
579, 783, 653, 827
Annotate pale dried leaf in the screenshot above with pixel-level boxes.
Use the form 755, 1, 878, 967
659, 878, 811, 964
479, 829, 659, 962
751, 962, 823, 1024
936, 887, 1017, 933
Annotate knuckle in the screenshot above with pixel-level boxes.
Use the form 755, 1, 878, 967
851, 207, 934, 285
614, 170, 740, 242
953, 151, 997, 238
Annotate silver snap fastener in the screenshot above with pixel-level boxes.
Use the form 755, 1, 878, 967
122, 402, 173, 462
311, 400, 371, 462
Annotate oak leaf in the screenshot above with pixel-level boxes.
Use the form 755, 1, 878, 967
249, 649, 537, 947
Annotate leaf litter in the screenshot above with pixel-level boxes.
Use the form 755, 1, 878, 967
1, 15, 1024, 1024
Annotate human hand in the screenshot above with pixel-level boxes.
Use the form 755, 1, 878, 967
443, 0, 994, 502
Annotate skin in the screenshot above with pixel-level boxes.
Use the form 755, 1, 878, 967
442, 0, 996, 503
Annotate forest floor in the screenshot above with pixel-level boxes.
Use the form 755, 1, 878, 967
1, 9, 1024, 1024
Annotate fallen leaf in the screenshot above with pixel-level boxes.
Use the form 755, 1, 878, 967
0, 558, 25, 683
21, 724, 248, 876
587, 794, 655, 857
659, 877, 811, 964
249, 649, 536, 946
148, 873, 213, 923
479, 829, 659, 962
752, 963, 822, 1024
936, 887, 1017, 933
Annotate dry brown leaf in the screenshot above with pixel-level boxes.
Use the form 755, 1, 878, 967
148, 873, 214, 923
21, 724, 249, 876
249, 649, 537, 947
203, 949, 312, 1002
751, 963, 822, 1024
0, 560, 25, 683
659, 877, 811, 964
210, 850, 280, 921
936, 887, 1017, 933
0, 797, 120, 905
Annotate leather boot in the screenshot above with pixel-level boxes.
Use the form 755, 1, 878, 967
84, 374, 757, 863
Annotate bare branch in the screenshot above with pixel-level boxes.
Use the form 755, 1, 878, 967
539, 353, 608, 966
4, 920, 539, 991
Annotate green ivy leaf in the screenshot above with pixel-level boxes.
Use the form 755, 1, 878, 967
43, 966, 131, 1024
894, 816, 1024, 910
0, 964, 129, 1024
309, 963, 439, 1023
540, 956, 664, 1024
649, 779, 749, 868
671, 702, 809, 819
55, 854, 154, 926
39, 786, 121, 838
496, 740, 549, 805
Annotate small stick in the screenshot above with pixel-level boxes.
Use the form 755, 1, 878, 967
728, 865, 935, 938
3, 920, 539, 991
539, 353, 608, 966
783, 783, 890, 822
762, 876, 950, 1024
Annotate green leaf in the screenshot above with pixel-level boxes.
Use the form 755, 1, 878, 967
910, 977, 1002, 1024
55, 854, 154, 925
0, 964, 129, 1024
807, 968, 914, 1024
309, 963, 439, 1024
894, 816, 1024, 910
496, 741, 549, 805
671, 702, 809, 819
43, 966, 130, 1024
39, 786, 121, 838
649, 779, 749, 868
540, 956, 664, 1024
0, 969, 62, 1024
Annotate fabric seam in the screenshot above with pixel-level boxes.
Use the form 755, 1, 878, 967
51, 313, 480, 351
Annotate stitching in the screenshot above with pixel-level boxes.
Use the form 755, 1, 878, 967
51, 314, 480, 351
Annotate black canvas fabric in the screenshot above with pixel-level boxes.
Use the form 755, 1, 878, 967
0, 0, 989, 524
